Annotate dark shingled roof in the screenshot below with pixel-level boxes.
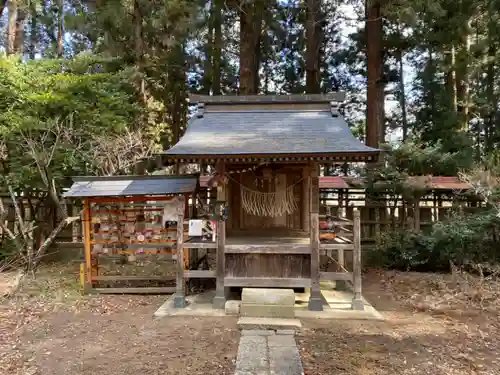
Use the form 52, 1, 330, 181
162, 109, 378, 157
63, 175, 197, 198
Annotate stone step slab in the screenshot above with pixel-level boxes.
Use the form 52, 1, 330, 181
234, 327, 304, 375
237, 317, 302, 331
240, 303, 295, 319
241, 288, 295, 306
241, 329, 296, 336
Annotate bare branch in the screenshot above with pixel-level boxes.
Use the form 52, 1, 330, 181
32, 215, 80, 269
0, 197, 18, 242
7, 184, 28, 243
88, 127, 155, 176
459, 169, 500, 214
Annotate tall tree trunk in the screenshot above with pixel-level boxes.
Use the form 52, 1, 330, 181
396, 48, 408, 141
305, 0, 323, 93
56, 0, 63, 57
252, 22, 261, 93
6, 0, 17, 55
485, 3, 497, 150
14, 1, 26, 55
169, 44, 188, 146
365, 0, 383, 147
239, 0, 265, 94
28, 0, 38, 59
377, 69, 385, 144
92, 0, 114, 57
444, 45, 458, 113
203, 2, 215, 95
427, 48, 436, 123
212, 0, 223, 95
456, 19, 471, 131
133, 0, 145, 102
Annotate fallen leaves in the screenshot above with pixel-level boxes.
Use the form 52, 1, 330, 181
299, 270, 500, 375
1, 263, 238, 375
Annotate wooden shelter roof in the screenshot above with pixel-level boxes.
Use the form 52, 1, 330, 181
160, 94, 379, 163
63, 175, 197, 198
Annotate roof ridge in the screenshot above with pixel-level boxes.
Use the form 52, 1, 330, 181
203, 109, 332, 113
189, 93, 345, 104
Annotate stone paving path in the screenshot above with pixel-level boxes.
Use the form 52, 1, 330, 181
234, 330, 304, 375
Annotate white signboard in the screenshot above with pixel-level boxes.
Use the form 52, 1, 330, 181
188, 219, 203, 236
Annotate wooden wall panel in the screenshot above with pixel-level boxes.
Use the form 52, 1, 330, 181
225, 254, 310, 278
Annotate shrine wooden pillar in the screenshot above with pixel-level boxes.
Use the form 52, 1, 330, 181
213, 160, 228, 309
173, 213, 186, 308
302, 166, 310, 232
82, 199, 93, 293
308, 162, 323, 311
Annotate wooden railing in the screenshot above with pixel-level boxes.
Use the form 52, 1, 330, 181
1, 189, 486, 252
318, 209, 363, 309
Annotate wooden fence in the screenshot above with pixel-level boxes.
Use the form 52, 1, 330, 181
320, 188, 485, 245
0, 187, 486, 252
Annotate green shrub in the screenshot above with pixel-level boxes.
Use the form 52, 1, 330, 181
371, 209, 500, 271
369, 229, 432, 270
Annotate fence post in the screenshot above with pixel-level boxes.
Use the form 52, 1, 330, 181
374, 206, 381, 245
352, 208, 364, 310
71, 204, 80, 242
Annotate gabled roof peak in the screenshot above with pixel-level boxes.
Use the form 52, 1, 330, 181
189, 93, 345, 105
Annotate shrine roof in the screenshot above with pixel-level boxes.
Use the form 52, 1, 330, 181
160, 95, 379, 163
63, 175, 197, 198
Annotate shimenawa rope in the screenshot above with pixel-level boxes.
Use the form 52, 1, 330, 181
228, 175, 303, 217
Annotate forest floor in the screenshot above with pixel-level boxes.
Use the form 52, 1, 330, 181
299, 269, 500, 375
1, 263, 500, 375
0, 263, 239, 375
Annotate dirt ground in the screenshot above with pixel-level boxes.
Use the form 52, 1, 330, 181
2, 264, 500, 375
298, 269, 500, 375
0, 263, 239, 375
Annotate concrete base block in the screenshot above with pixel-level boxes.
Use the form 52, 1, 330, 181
308, 296, 324, 311
82, 283, 93, 295
213, 286, 230, 309
213, 295, 226, 310
352, 298, 365, 311
225, 300, 241, 315
240, 303, 295, 319
173, 294, 185, 308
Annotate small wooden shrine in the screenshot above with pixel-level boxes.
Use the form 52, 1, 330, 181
159, 94, 380, 311
64, 175, 199, 294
